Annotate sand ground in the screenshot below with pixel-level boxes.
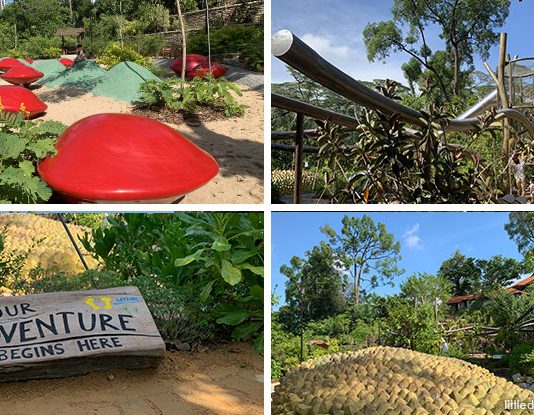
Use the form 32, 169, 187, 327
0, 342, 263, 415
1, 79, 264, 204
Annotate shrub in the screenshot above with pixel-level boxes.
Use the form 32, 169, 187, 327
42, 47, 62, 59
20, 36, 62, 59
137, 35, 165, 57
78, 213, 263, 349
187, 25, 264, 70
5, 49, 29, 59
0, 112, 66, 203
138, 77, 246, 117
96, 43, 153, 69
507, 340, 534, 376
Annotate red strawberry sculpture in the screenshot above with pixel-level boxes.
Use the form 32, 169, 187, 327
0, 58, 25, 72
0, 85, 47, 119
170, 54, 229, 79
59, 58, 74, 67
38, 114, 219, 204
0, 65, 44, 86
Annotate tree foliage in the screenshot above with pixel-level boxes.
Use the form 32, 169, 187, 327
279, 242, 347, 334
320, 214, 402, 304
363, 0, 511, 99
438, 250, 482, 296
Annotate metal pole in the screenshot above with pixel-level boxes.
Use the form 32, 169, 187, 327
293, 113, 304, 204
272, 30, 534, 136
57, 214, 89, 271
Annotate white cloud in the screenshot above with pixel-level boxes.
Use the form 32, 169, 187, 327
300, 33, 351, 60
403, 224, 423, 250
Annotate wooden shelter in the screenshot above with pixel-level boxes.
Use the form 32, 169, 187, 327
55, 28, 85, 54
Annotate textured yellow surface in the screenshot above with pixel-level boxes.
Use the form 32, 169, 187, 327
0, 213, 97, 277
273, 346, 534, 415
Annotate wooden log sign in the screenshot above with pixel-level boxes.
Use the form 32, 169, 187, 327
0, 286, 165, 382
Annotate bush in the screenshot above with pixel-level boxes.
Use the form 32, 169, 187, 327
20, 36, 62, 59
5, 49, 29, 59
42, 47, 62, 59
137, 35, 165, 57
138, 77, 246, 117
0, 112, 66, 203
78, 213, 263, 349
96, 42, 153, 69
507, 340, 534, 376
187, 25, 264, 70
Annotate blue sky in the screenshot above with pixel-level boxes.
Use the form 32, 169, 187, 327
272, 212, 524, 307
271, 0, 534, 84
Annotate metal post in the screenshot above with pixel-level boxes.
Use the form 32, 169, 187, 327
57, 214, 89, 271
293, 113, 304, 204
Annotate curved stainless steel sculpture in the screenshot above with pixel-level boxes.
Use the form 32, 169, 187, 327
272, 29, 534, 138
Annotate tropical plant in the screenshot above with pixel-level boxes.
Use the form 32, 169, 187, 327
96, 42, 153, 68
0, 112, 66, 203
79, 213, 264, 350
138, 77, 245, 117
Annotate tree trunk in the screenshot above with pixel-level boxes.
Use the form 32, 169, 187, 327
452, 43, 460, 96
176, 0, 187, 80
68, 0, 73, 20
118, 0, 124, 48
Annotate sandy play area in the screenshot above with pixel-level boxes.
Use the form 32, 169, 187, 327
0, 75, 264, 204
0, 342, 263, 415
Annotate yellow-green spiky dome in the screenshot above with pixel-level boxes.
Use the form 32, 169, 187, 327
0, 213, 98, 278
272, 346, 534, 414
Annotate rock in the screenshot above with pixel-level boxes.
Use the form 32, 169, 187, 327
527, 377, 533, 384
107, 374, 115, 382
170, 341, 191, 352
519, 382, 530, 389
512, 373, 523, 383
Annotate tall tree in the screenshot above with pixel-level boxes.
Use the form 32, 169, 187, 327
363, 0, 511, 97
400, 272, 452, 308
505, 212, 534, 268
476, 255, 523, 290
437, 250, 481, 296
321, 215, 402, 305
279, 242, 347, 334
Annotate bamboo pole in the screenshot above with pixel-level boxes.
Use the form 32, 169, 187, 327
293, 113, 304, 204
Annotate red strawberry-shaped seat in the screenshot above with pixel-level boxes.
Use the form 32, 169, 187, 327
38, 114, 219, 203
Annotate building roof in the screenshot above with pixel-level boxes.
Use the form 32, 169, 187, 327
55, 28, 85, 37
446, 294, 480, 305
510, 274, 534, 289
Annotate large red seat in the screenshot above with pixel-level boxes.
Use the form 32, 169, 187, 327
170, 54, 209, 74
0, 85, 47, 119
59, 58, 74, 67
38, 114, 219, 203
0, 66, 44, 85
187, 63, 229, 79
0, 58, 25, 72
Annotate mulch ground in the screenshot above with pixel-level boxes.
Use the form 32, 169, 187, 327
132, 106, 229, 126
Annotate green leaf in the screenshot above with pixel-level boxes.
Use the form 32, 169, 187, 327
221, 259, 242, 285
231, 321, 263, 341
216, 306, 249, 325
174, 249, 204, 266
199, 279, 215, 302
211, 236, 231, 252
249, 285, 263, 300
239, 263, 264, 277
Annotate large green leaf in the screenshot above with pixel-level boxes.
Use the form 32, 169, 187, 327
212, 236, 231, 252
231, 321, 263, 341
216, 306, 249, 325
174, 248, 204, 266
221, 259, 242, 285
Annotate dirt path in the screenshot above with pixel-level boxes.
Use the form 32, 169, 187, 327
0, 79, 264, 204
0, 342, 263, 415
